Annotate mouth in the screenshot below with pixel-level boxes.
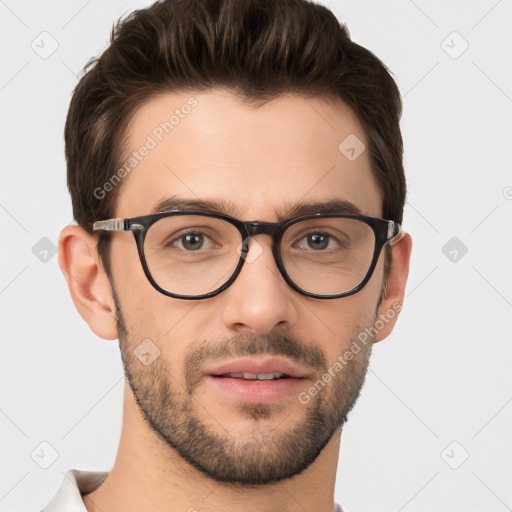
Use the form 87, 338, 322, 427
213, 372, 292, 380
205, 356, 311, 379
204, 358, 311, 404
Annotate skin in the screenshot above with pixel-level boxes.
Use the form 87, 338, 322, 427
58, 89, 412, 512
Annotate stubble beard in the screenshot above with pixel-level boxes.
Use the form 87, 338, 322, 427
113, 286, 374, 486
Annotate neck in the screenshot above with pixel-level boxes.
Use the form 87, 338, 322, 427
83, 383, 342, 512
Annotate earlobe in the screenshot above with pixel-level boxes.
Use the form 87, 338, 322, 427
373, 232, 412, 343
58, 225, 119, 340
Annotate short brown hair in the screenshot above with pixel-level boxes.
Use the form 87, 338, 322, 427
64, 0, 405, 274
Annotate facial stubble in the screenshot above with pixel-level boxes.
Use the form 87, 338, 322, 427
112, 286, 375, 486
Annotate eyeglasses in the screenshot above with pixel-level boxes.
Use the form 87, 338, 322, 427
93, 209, 401, 300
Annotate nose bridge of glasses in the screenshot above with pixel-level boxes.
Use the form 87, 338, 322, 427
242, 221, 284, 255
244, 221, 279, 238
237, 221, 287, 286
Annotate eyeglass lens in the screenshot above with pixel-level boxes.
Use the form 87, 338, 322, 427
142, 215, 375, 297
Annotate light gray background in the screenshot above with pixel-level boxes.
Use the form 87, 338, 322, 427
1, 1, 511, 511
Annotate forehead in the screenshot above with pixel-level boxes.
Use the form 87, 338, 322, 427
115, 89, 382, 220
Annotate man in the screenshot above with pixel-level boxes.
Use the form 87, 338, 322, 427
45, 0, 412, 510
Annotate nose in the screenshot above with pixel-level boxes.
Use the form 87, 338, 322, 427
219, 235, 299, 334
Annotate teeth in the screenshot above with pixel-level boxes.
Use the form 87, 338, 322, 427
247, 372, 283, 380
223, 372, 285, 380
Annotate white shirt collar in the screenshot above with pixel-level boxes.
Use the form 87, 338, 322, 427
42, 469, 108, 512
42, 468, 344, 512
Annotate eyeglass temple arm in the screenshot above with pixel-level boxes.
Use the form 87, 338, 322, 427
92, 219, 127, 231
388, 222, 405, 246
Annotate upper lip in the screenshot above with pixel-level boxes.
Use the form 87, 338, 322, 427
205, 357, 312, 378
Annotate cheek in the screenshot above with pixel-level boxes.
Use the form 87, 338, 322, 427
363, 250, 387, 300
110, 233, 146, 289
109, 237, 221, 377
316, 275, 382, 363
110, 251, 205, 370
109, 240, 165, 336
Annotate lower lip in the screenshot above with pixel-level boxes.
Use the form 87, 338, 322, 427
205, 375, 308, 404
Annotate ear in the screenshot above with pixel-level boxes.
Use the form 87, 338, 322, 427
58, 225, 119, 340
373, 231, 412, 343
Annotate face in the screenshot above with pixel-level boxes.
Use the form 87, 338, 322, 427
106, 90, 388, 485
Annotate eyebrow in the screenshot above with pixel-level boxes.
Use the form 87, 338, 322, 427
152, 195, 363, 221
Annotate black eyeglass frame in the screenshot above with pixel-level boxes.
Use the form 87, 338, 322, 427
93, 209, 402, 300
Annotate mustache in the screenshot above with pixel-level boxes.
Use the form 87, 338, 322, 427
184, 331, 327, 391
